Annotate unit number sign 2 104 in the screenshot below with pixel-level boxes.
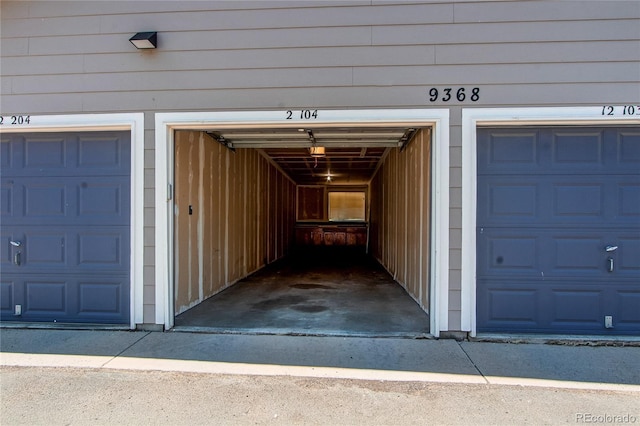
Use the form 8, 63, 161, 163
286, 110, 318, 119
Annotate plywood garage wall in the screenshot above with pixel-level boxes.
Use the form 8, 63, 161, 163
370, 129, 431, 311
174, 131, 295, 315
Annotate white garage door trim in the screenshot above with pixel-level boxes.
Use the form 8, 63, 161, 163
155, 109, 450, 336
461, 106, 640, 337
0, 113, 145, 329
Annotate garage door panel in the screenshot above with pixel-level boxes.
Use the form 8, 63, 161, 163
477, 126, 640, 335
79, 182, 126, 218
480, 127, 639, 174
3, 275, 128, 323
550, 179, 636, 224
78, 230, 127, 268
619, 183, 640, 217
26, 280, 67, 313
619, 237, 640, 272
3, 133, 130, 177
478, 234, 538, 274
549, 231, 638, 279
551, 290, 602, 324
7, 178, 129, 226
550, 128, 638, 172
24, 136, 67, 169
78, 280, 126, 316
0, 131, 130, 324
1, 232, 15, 265
24, 182, 66, 217
619, 131, 640, 164
616, 291, 640, 329
480, 286, 538, 324
553, 184, 603, 217
484, 183, 538, 219
477, 177, 540, 224
1, 281, 14, 311
480, 228, 635, 279
487, 131, 538, 165
478, 130, 540, 174
0, 137, 10, 167
550, 285, 638, 333
553, 237, 601, 272
26, 232, 66, 266
478, 280, 633, 333
77, 134, 127, 170
551, 130, 604, 166
2, 227, 129, 272
479, 177, 631, 225
0, 184, 12, 216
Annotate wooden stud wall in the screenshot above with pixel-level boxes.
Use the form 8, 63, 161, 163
174, 130, 295, 314
370, 129, 431, 311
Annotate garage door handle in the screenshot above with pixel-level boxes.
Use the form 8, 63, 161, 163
607, 257, 614, 273
14, 251, 21, 266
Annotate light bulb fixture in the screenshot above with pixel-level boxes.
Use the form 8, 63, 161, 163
307, 129, 326, 158
309, 146, 326, 157
129, 32, 158, 49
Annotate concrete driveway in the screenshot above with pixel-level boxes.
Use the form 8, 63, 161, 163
1, 329, 638, 390
2, 329, 639, 425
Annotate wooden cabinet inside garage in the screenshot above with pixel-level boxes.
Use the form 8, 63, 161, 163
295, 186, 368, 248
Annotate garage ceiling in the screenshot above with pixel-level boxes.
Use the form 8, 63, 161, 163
206, 126, 417, 185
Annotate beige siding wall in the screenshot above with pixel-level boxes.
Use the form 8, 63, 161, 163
174, 131, 295, 314
370, 130, 431, 311
2, 1, 638, 328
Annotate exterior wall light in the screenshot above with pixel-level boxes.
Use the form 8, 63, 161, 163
129, 32, 157, 49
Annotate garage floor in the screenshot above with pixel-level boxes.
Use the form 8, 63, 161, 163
174, 247, 430, 337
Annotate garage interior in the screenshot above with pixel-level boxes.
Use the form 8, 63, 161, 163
172, 125, 432, 336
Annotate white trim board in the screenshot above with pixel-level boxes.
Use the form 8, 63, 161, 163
0, 113, 146, 329
155, 109, 449, 336
461, 106, 640, 337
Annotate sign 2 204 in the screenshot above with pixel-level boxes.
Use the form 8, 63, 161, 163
0, 115, 31, 125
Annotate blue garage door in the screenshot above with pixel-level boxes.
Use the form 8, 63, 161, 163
477, 127, 640, 335
1, 132, 130, 324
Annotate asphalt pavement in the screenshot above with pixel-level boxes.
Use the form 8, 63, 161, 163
2, 329, 639, 425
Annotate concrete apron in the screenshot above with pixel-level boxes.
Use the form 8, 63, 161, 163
2, 329, 639, 392
174, 247, 431, 338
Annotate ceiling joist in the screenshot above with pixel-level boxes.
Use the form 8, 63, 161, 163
199, 125, 423, 185
205, 131, 235, 152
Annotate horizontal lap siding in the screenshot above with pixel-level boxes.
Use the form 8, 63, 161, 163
8, 61, 640, 93
2, 2, 638, 112
5, 85, 637, 115
2, 1, 638, 329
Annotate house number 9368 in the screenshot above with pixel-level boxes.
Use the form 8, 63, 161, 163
428, 87, 480, 102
